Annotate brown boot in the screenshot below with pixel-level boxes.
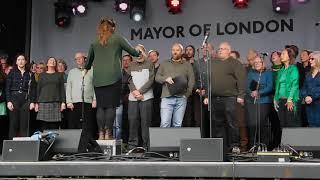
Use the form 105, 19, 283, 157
104, 129, 113, 140
98, 130, 104, 140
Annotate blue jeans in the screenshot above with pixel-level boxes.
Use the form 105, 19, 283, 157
113, 104, 123, 140
160, 96, 187, 127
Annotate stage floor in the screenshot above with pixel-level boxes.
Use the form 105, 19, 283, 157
0, 161, 320, 179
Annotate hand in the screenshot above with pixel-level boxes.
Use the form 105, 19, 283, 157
135, 94, 144, 101
203, 98, 209, 105
165, 77, 174, 84
237, 97, 244, 106
29, 103, 35, 110
92, 100, 97, 108
7, 102, 14, 111
286, 101, 294, 111
251, 90, 258, 98
60, 103, 66, 112
34, 103, 39, 112
305, 96, 313, 104
132, 90, 141, 97
67, 103, 74, 110
273, 100, 279, 112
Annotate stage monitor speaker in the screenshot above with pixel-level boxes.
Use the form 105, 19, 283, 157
149, 127, 200, 152
2, 140, 41, 161
44, 129, 82, 153
281, 127, 320, 151
180, 138, 224, 162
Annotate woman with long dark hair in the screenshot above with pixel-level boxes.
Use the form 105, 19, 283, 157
6, 54, 36, 139
84, 17, 140, 140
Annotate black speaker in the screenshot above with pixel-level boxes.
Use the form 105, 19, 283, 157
2, 140, 45, 161
281, 127, 320, 151
44, 129, 82, 153
180, 138, 224, 162
149, 127, 201, 152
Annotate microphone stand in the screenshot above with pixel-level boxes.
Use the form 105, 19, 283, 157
80, 71, 85, 124
204, 46, 213, 138
196, 49, 204, 137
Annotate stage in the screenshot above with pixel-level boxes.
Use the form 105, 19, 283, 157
0, 161, 320, 179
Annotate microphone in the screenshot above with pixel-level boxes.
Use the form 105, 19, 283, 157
260, 52, 268, 56
201, 32, 210, 47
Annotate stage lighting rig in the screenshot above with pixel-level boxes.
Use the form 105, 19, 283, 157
54, 0, 72, 28
130, 0, 146, 22
272, 0, 290, 14
115, 0, 130, 13
296, 0, 309, 3
72, 0, 88, 16
232, 0, 249, 9
167, 0, 182, 14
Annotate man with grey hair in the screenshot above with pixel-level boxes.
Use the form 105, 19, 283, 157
204, 42, 246, 154
156, 43, 195, 128
66, 52, 96, 151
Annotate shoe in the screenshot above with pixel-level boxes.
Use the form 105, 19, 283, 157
98, 130, 104, 140
104, 129, 113, 140
231, 146, 241, 154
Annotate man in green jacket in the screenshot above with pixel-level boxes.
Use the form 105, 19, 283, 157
155, 43, 195, 128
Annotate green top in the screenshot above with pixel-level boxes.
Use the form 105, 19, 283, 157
155, 59, 195, 98
210, 57, 246, 98
66, 68, 96, 104
274, 64, 299, 103
37, 72, 66, 103
85, 34, 140, 87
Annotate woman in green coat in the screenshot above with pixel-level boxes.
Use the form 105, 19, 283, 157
85, 17, 140, 140
274, 48, 300, 128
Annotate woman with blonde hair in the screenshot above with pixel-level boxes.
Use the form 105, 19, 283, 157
84, 17, 140, 140
301, 51, 320, 127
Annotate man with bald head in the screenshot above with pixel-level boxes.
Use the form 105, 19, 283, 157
204, 42, 246, 153
156, 43, 195, 127
66, 52, 96, 151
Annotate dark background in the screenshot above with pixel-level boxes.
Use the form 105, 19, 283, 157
0, 0, 30, 65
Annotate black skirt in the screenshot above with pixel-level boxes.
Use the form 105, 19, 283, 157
94, 80, 121, 108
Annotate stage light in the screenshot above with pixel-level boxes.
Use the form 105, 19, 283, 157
297, 0, 309, 3
130, 0, 146, 22
115, 0, 130, 13
71, 0, 88, 15
272, 0, 290, 14
55, 1, 72, 28
232, 0, 249, 9
167, 0, 182, 14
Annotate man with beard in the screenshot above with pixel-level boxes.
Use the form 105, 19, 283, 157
155, 43, 195, 128
148, 50, 162, 127
183, 45, 197, 127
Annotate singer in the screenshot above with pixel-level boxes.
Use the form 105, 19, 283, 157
6, 54, 36, 139
85, 17, 140, 140
66, 52, 97, 151
245, 56, 273, 149
204, 42, 246, 153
